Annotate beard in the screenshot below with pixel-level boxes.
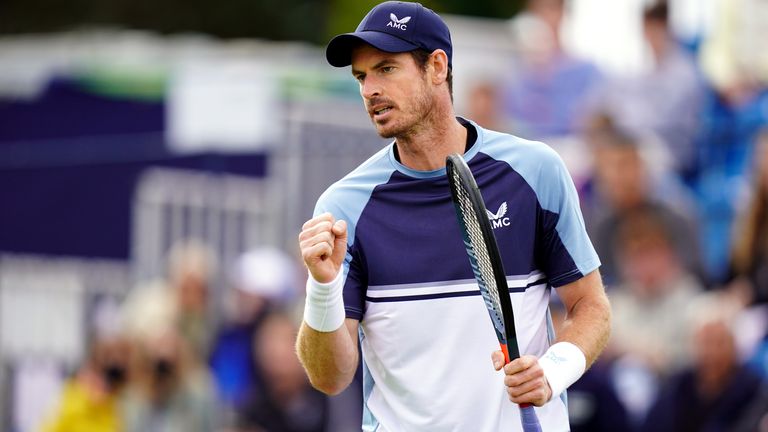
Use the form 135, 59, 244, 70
370, 78, 435, 139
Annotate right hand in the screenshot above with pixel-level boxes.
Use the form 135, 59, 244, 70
299, 213, 348, 283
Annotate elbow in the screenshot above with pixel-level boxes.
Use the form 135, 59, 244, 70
309, 374, 352, 396
602, 293, 612, 333
597, 293, 613, 351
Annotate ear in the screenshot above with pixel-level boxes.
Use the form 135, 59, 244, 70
428, 49, 449, 85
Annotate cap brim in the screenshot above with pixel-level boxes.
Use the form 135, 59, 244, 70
325, 32, 420, 67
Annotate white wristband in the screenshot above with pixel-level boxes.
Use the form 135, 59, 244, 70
303, 270, 346, 332
539, 342, 587, 400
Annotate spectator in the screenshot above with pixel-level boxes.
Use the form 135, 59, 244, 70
464, 79, 506, 132
122, 238, 216, 363
695, 0, 768, 284
725, 128, 768, 400
168, 239, 216, 361
501, 0, 603, 139
586, 1, 705, 177
581, 123, 702, 286
610, 207, 705, 373
608, 206, 705, 423
210, 247, 300, 413
40, 334, 130, 432
638, 306, 763, 432
728, 129, 768, 305
699, 0, 768, 109
121, 327, 217, 432
234, 310, 328, 432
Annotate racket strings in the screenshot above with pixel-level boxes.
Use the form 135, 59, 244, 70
452, 170, 506, 332
448, 157, 541, 432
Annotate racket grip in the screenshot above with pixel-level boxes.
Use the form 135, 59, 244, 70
519, 404, 542, 432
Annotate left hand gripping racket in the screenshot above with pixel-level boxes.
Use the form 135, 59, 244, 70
446, 154, 542, 432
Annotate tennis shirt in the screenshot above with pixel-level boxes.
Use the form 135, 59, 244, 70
312, 118, 600, 431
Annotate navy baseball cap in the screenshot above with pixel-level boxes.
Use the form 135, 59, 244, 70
326, 1, 453, 68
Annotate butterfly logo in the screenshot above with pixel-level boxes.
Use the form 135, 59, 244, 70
487, 202, 511, 229
387, 13, 411, 30
486, 202, 508, 221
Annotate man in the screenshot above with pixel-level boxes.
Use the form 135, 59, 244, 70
296, 2, 611, 430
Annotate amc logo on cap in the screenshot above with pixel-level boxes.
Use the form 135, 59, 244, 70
387, 13, 411, 31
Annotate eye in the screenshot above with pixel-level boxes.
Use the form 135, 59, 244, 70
381, 66, 395, 74
353, 73, 365, 83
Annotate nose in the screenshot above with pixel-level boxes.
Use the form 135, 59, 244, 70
360, 75, 381, 100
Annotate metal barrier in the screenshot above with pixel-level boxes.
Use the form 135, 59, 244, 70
131, 167, 281, 282
0, 254, 131, 432
276, 99, 390, 241
0, 99, 390, 431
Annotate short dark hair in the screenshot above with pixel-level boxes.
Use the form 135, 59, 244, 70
409, 49, 454, 102
644, 1, 668, 23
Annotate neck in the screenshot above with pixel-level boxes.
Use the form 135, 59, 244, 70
697, 366, 734, 400
394, 102, 467, 171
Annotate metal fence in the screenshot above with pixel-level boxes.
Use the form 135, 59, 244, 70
0, 97, 391, 431
276, 99, 390, 241
131, 167, 281, 282
0, 254, 131, 431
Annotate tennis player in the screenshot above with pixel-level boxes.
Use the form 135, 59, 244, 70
296, 2, 611, 430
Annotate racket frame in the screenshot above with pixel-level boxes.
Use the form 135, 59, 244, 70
446, 153, 521, 362
446, 154, 543, 432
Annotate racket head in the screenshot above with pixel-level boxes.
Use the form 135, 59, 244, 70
446, 153, 521, 362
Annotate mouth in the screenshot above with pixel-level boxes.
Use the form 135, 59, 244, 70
370, 103, 394, 119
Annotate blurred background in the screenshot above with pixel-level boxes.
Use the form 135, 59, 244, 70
2, 0, 768, 431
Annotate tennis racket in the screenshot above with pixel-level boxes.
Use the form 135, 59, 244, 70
446, 153, 542, 432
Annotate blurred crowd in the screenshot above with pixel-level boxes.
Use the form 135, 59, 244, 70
37, 0, 768, 431
39, 240, 340, 432
481, 0, 768, 431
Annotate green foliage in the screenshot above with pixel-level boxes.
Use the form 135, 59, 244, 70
324, 0, 381, 43
0, 0, 523, 43
436, 0, 524, 19
325, 0, 524, 41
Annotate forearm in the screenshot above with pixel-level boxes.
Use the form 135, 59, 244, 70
296, 319, 359, 395
556, 272, 612, 368
295, 243, 358, 395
